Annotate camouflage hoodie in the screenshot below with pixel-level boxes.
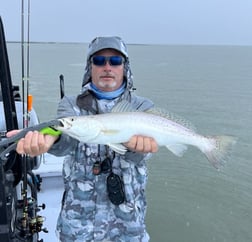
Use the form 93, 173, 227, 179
49, 37, 154, 242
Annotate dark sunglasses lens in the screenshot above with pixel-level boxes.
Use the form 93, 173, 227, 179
92, 56, 123, 66
109, 56, 123, 66
92, 56, 106, 66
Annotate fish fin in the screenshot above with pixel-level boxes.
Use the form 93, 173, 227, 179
166, 144, 188, 157
108, 143, 127, 155
111, 100, 136, 113
146, 108, 196, 132
111, 101, 196, 132
203, 135, 237, 169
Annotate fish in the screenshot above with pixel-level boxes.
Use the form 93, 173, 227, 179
53, 101, 237, 169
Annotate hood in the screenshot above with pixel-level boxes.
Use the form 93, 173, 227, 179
81, 36, 134, 92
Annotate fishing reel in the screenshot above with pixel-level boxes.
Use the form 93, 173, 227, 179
0, 153, 48, 242
14, 197, 48, 242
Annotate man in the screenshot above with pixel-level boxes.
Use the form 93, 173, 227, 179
9, 36, 158, 241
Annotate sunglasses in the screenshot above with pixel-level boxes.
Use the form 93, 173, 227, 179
91, 56, 124, 66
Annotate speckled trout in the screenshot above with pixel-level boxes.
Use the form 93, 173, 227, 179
53, 101, 236, 169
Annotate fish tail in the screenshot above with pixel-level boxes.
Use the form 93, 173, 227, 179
204, 135, 237, 169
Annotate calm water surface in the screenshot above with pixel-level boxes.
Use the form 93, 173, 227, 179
7, 43, 252, 242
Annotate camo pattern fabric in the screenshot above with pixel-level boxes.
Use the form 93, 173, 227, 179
50, 95, 154, 242
56, 142, 151, 242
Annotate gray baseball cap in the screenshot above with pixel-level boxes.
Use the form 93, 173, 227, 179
86, 36, 129, 60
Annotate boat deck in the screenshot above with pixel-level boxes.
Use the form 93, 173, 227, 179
35, 153, 64, 241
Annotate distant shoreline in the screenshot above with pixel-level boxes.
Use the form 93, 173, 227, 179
7, 41, 86, 44
6, 41, 151, 46
6, 41, 252, 47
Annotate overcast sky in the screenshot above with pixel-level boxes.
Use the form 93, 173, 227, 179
1, 0, 252, 45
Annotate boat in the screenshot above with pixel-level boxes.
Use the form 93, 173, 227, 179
0, 16, 63, 242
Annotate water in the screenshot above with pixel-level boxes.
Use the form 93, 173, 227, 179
6, 42, 252, 242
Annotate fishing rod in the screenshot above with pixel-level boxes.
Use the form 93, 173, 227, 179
59, 74, 65, 99
0, 13, 45, 242
21, 0, 25, 127
20, 0, 29, 236
26, 0, 31, 114
21, 0, 32, 128
19, 0, 48, 240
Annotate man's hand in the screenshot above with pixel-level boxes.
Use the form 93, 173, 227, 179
123, 135, 158, 153
6, 130, 59, 157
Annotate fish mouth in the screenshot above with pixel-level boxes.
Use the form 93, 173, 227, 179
54, 118, 73, 130
50, 119, 65, 131
57, 119, 65, 127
